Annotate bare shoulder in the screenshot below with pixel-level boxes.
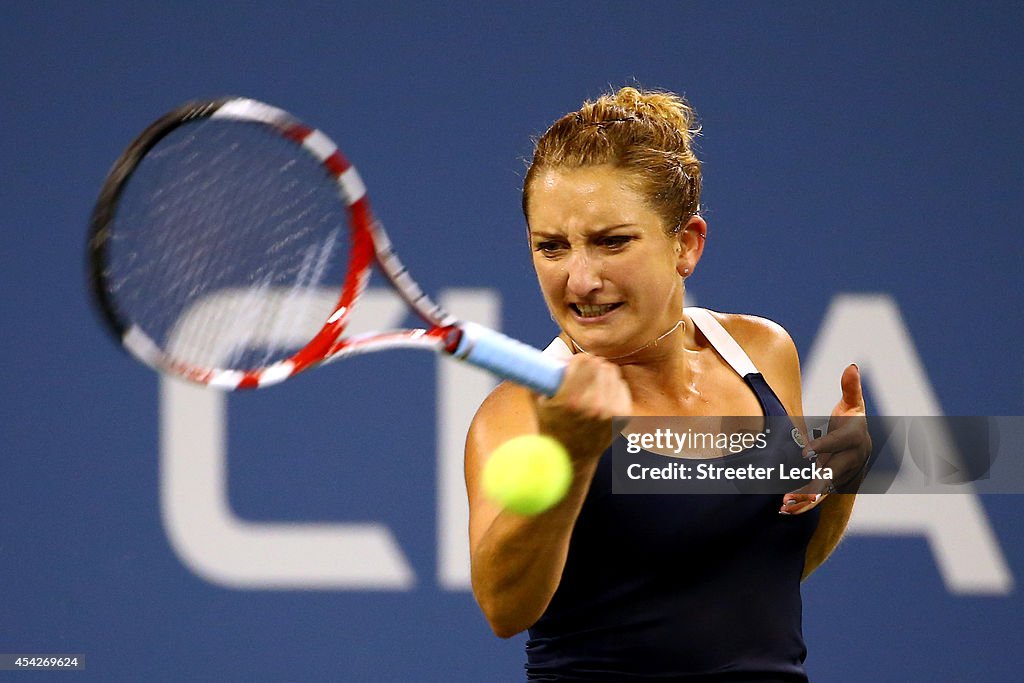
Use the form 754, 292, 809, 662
706, 310, 803, 413
464, 381, 541, 548
706, 311, 797, 364
469, 381, 538, 444
465, 381, 539, 475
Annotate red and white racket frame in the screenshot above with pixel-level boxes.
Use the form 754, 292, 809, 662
89, 97, 565, 394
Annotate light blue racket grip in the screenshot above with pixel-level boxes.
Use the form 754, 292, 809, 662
452, 322, 565, 396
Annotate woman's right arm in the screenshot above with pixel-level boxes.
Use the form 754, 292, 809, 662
465, 354, 631, 638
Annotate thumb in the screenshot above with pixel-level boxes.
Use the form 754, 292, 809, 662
840, 363, 865, 411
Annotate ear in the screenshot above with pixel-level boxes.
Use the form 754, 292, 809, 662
675, 215, 707, 277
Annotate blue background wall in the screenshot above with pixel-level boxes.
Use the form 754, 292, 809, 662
2, 2, 1022, 680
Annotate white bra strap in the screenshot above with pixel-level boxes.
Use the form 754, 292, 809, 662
685, 307, 759, 377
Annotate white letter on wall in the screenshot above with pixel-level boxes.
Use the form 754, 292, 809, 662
160, 289, 415, 589
802, 294, 1012, 595
436, 289, 500, 590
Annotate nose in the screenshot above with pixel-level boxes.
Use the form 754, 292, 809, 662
565, 250, 602, 297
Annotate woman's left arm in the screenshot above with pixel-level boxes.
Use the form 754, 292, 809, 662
792, 365, 871, 578
737, 318, 871, 580
803, 494, 855, 578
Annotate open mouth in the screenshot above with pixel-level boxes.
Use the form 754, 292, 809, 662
570, 303, 623, 319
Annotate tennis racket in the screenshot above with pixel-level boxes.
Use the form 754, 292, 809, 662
88, 97, 565, 393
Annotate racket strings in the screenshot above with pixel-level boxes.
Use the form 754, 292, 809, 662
107, 118, 352, 372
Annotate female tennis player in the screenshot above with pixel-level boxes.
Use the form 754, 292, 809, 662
465, 87, 870, 681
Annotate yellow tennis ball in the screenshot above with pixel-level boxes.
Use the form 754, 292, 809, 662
482, 435, 572, 516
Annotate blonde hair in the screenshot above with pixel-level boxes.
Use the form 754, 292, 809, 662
523, 87, 702, 234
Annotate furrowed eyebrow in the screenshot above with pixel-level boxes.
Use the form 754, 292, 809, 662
530, 223, 637, 239
591, 223, 638, 235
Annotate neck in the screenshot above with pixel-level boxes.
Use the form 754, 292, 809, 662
566, 318, 685, 360
564, 313, 699, 412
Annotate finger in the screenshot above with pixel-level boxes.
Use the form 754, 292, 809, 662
780, 495, 829, 515
801, 447, 867, 493
780, 492, 817, 510
783, 476, 835, 499
779, 480, 834, 515
804, 420, 865, 458
559, 357, 631, 419
591, 362, 632, 417
839, 363, 865, 412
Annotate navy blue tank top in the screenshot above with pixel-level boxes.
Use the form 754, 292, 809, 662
525, 370, 821, 682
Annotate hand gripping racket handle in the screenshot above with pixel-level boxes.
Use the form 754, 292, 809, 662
452, 322, 565, 396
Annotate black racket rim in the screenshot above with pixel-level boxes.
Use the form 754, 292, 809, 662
87, 98, 234, 344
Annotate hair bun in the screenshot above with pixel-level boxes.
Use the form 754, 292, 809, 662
606, 87, 700, 145
524, 85, 703, 232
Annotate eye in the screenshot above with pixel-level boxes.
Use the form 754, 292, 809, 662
533, 240, 567, 257
599, 235, 633, 249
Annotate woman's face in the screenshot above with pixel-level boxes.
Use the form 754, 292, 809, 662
526, 164, 688, 358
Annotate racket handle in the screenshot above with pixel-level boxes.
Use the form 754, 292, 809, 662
453, 322, 565, 396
